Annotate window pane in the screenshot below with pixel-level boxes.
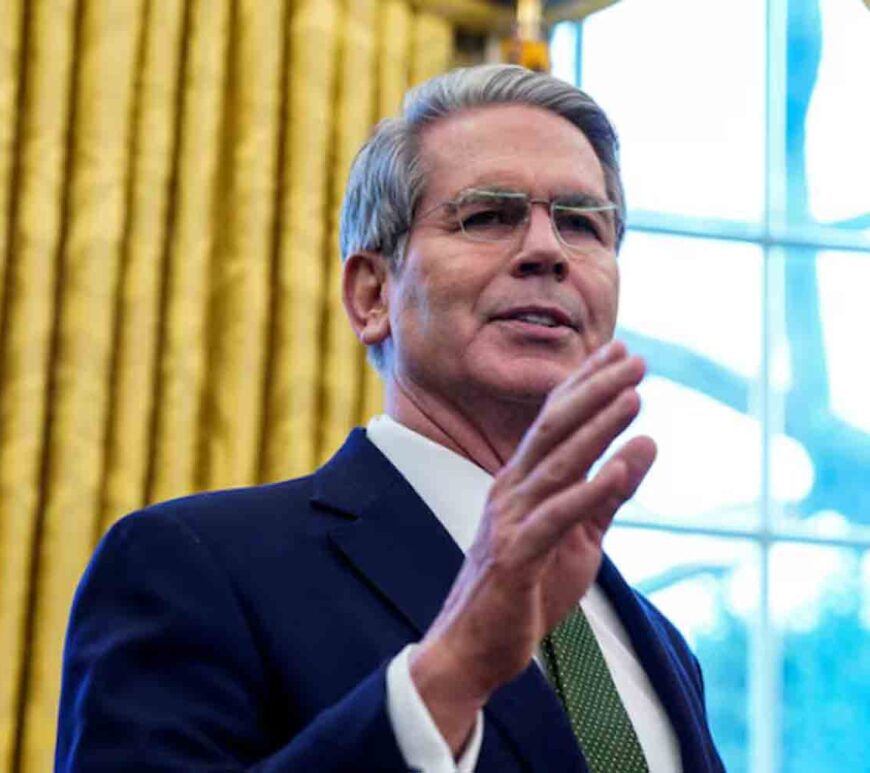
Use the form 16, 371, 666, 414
606, 528, 755, 773
549, 21, 578, 85
771, 543, 870, 771
794, 0, 870, 236
615, 232, 763, 529
581, 0, 765, 223
769, 248, 870, 535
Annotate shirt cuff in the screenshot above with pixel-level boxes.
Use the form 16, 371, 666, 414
386, 644, 484, 773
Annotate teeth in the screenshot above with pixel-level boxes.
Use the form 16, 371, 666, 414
514, 313, 559, 327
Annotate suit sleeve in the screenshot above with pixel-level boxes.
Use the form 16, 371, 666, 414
55, 510, 410, 772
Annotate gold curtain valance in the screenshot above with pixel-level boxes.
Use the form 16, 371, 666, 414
543, 0, 621, 24
410, 0, 514, 32
411, 0, 621, 33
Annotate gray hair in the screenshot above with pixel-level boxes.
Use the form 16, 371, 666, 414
339, 64, 625, 371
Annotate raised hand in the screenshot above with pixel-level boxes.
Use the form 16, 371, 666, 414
409, 341, 657, 753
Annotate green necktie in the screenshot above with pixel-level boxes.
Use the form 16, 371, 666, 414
541, 607, 649, 773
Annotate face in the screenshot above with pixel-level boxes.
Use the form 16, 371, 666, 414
383, 104, 620, 408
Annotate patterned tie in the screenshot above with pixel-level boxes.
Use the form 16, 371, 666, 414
541, 607, 649, 773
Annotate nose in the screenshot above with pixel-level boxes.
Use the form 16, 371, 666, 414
509, 202, 568, 281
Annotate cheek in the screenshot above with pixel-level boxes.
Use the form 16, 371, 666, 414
402, 262, 481, 328
580, 261, 620, 335
390, 267, 455, 352
599, 269, 619, 318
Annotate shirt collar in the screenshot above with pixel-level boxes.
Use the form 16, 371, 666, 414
365, 414, 492, 554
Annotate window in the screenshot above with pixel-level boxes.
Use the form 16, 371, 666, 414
552, 1, 870, 770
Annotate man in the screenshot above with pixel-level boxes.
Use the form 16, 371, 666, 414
57, 65, 724, 771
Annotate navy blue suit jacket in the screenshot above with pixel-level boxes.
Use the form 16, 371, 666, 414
57, 429, 724, 771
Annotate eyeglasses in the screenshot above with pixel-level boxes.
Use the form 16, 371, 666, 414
418, 188, 618, 250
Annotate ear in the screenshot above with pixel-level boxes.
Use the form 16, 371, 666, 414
342, 250, 392, 346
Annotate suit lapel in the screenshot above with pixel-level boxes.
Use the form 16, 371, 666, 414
313, 428, 464, 635
597, 556, 720, 772
312, 430, 584, 771
329, 499, 463, 634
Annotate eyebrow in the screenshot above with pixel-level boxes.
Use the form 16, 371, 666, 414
456, 188, 525, 202
550, 191, 614, 210
458, 185, 613, 210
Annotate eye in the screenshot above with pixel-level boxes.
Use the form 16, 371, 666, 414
554, 208, 603, 244
456, 198, 527, 239
461, 207, 512, 229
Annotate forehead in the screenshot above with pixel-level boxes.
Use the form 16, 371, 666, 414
418, 104, 608, 203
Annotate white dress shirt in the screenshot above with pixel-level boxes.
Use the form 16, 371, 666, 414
368, 414, 682, 773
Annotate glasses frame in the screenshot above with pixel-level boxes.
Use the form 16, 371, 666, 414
416, 188, 620, 251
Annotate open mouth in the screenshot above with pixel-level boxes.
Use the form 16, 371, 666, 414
510, 312, 561, 328
493, 306, 578, 331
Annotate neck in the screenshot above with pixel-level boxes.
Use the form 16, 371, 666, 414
383, 374, 542, 475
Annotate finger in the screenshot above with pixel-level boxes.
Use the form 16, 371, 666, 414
563, 339, 626, 388
586, 435, 657, 532
612, 434, 657, 498
511, 354, 646, 476
511, 456, 631, 567
513, 436, 656, 567
516, 386, 641, 504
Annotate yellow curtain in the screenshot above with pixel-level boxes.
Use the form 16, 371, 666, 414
0, 1, 454, 770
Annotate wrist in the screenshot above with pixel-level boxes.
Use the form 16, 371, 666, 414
409, 638, 490, 756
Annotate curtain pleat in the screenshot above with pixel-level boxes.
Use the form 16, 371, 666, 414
148, 0, 230, 503
198, 0, 284, 490
98, 0, 186, 533
19, 2, 145, 767
0, 0, 22, 753
0, 1, 454, 769
0, 0, 24, 329
261, 0, 340, 481
412, 10, 453, 84
0, 1, 78, 768
379, 1, 413, 119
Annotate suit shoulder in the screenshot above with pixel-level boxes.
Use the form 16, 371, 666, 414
89, 473, 348, 619
100, 474, 329, 566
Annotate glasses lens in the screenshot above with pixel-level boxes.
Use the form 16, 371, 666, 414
455, 193, 528, 242
552, 204, 609, 246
